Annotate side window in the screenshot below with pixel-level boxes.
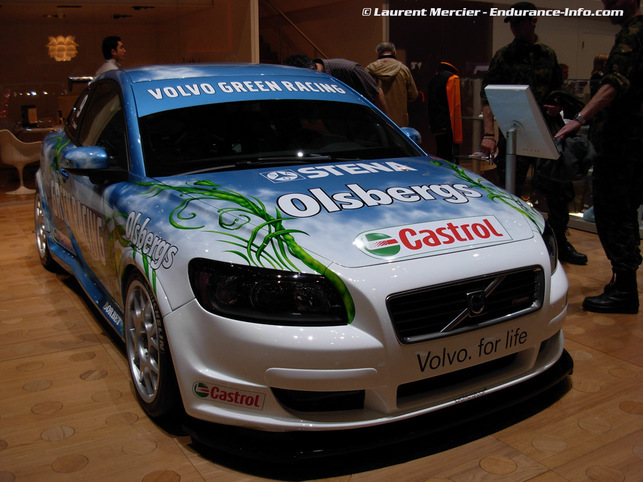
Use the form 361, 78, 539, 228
78, 81, 128, 170
65, 90, 90, 143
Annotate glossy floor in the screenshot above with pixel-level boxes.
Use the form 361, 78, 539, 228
0, 177, 642, 481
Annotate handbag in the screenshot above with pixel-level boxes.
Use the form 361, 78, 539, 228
536, 134, 596, 182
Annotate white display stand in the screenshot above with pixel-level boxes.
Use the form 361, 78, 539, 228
484, 85, 559, 193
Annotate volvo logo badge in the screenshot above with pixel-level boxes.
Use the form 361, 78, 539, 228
467, 290, 487, 316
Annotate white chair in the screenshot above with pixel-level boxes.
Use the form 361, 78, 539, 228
0, 129, 41, 195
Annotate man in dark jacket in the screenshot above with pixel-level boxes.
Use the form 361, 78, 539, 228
480, 1, 587, 266
284, 54, 387, 114
427, 61, 462, 162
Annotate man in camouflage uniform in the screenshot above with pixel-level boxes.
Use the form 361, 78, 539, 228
556, 0, 643, 314
480, 2, 587, 265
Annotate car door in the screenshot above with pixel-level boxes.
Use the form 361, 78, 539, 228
46, 89, 89, 254
59, 80, 128, 298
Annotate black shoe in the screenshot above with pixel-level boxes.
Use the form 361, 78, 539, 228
583, 289, 639, 314
559, 242, 588, 265
583, 270, 639, 313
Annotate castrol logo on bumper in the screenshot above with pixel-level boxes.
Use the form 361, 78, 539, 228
193, 382, 265, 410
355, 216, 511, 259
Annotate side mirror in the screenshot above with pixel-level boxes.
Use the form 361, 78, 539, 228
60, 146, 110, 170
400, 127, 422, 145
59, 146, 128, 183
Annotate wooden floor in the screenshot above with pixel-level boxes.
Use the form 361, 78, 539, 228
1, 169, 642, 481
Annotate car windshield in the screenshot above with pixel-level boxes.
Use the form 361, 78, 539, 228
139, 99, 422, 177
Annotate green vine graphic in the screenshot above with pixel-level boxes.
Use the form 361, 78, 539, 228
431, 159, 545, 232
138, 179, 356, 322
53, 135, 71, 170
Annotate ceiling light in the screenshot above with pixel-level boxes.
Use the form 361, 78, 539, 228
46, 35, 78, 62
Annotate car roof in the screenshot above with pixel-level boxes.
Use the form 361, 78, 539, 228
120, 63, 311, 83
106, 63, 368, 117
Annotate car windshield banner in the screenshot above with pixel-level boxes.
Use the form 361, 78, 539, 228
132, 74, 356, 117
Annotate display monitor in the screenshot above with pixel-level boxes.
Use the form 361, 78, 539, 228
484, 84, 559, 160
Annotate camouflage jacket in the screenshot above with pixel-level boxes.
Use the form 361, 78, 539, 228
481, 36, 562, 108
592, 15, 643, 146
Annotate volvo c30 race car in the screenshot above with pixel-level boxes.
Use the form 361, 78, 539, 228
34, 63, 571, 434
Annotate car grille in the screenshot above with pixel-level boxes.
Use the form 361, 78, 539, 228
387, 266, 544, 344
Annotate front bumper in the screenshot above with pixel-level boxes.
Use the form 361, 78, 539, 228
164, 237, 568, 431
183, 349, 573, 464
165, 304, 567, 431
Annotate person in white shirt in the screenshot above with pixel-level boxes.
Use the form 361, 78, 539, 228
95, 36, 126, 76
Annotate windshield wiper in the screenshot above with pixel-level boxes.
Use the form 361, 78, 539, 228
180, 154, 357, 175
254, 154, 365, 164
255, 154, 332, 163
182, 163, 239, 175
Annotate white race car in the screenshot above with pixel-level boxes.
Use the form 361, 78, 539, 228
34, 63, 571, 436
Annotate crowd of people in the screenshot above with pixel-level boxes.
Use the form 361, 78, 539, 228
96, 0, 642, 314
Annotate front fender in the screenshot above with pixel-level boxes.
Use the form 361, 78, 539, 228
120, 254, 174, 320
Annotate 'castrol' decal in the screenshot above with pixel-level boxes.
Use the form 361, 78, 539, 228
355, 216, 511, 259
193, 382, 265, 410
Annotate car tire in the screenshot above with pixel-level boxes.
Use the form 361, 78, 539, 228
124, 271, 180, 418
34, 191, 58, 271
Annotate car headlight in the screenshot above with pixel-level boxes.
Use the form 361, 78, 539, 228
188, 259, 348, 326
542, 222, 558, 273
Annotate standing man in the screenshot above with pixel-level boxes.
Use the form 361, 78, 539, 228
427, 61, 463, 162
96, 36, 126, 76
284, 54, 387, 114
556, 0, 642, 313
480, 2, 587, 265
366, 42, 418, 127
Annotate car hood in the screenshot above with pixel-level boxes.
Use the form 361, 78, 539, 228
148, 157, 543, 270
